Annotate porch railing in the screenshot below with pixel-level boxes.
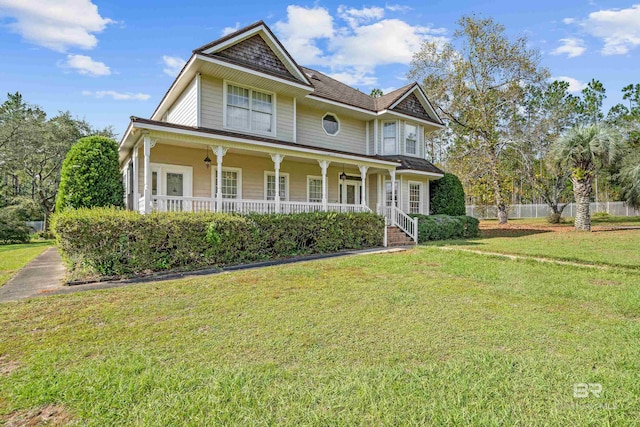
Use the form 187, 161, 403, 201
378, 205, 418, 243
139, 196, 373, 215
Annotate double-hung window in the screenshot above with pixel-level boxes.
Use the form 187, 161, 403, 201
226, 84, 273, 134
308, 177, 323, 203
405, 124, 417, 155
221, 170, 239, 199
383, 122, 397, 154
409, 182, 421, 214
265, 173, 288, 201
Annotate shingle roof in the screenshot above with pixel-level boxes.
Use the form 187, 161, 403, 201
377, 155, 444, 175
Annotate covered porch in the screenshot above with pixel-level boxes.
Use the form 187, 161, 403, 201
122, 129, 402, 216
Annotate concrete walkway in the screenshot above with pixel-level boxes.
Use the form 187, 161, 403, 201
0, 248, 66, 302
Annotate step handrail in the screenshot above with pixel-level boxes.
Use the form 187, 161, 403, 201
391, 206, 418, 243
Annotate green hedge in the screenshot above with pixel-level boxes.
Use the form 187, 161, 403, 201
51, 208, 384, 278
409, 214, 479, 242
0, 208, 30, 244
430, 173, 466, 216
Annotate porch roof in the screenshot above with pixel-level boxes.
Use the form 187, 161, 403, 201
120, 117, 403, 168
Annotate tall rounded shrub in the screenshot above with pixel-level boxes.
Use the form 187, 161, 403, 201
56, 136, 124, 212
429, 172, 466, 215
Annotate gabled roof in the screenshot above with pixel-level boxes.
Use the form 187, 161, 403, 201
194, 20, 311, 87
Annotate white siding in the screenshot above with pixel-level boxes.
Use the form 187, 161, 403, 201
296, 104, 366, 154
166, 78, 197, 126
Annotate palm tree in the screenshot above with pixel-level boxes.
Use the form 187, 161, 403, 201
618, 152, 640, 209
551, 125, 621, 231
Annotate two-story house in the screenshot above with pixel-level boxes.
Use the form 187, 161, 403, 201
118, 21, 444, 242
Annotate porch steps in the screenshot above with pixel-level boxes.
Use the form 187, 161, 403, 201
386, 226, 415, 247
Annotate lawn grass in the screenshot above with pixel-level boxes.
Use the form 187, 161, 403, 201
1, 246, 639, 425
0, 241, 52, 286
435, 228, 640, 269
480, 215, 640, 227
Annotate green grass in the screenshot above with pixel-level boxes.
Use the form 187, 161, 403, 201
0, 241, 52, 286
480, 215, 640, 227
436, 229, 640, 269
1, 243, 639, 425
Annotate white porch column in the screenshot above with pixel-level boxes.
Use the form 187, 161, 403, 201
390, 169, 396, 208
143, 134, 156, 214
318, 160, 330, 210
132, 143, 139, 212
214, 146, 227, 212
359, 165, 368, 207
270, 153, 285, 213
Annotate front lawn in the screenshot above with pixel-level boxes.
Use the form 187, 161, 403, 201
1, 244, 638, 425
436, 228, 640, 269
0, 241, 52, 286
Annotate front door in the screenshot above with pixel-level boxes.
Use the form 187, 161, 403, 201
339, 181, 361, 204
166, 172, 184, 197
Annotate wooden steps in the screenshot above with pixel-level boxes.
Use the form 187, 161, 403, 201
386, 226, 415, 247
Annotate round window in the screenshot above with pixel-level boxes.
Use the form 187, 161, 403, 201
322, 113, 339, 136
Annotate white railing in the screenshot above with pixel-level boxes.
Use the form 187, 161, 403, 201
378, 204, 418, 243
466, 201, 640, 219
141, 196, 373, 215
152, 196, 214, 213
326, 203, 372, 213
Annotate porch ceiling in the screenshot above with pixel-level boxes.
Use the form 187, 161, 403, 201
121, 119, 400, 171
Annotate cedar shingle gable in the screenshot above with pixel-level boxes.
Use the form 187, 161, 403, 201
212, 34, 296, 81
391, 92, 432, 121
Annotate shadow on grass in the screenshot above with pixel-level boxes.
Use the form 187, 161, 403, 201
479, 229, 553, 239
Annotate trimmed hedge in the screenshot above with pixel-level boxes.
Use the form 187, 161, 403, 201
430, 173, 466, 216
409, 214, 479, 242
51, 208, 384, 278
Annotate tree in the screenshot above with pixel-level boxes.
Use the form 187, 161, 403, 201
579, 79, 606, 125
370, 88, 383, 98
618, 155, 640, 209
551, 125, 622, 231
409, 15, 549, 223
513, 81, 579, 222
56, 136, 124, 212
0, 92, 115, 227
429, 172, 466, 215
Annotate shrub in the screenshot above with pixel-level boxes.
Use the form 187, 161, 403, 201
52, 208, 384, 278
56, 136, 124, 212
430, 173, 466, 216
409, 214, 479, 242
5, 197, 44, 221
0, 209, 30, 244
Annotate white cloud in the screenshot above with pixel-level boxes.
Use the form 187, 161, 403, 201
583, 4, 640, 55
162, 55, 186, 77
562, 17, 575, 24
274, 5, 447, 87
551, 37, 586, 58
63, 54, 110, 76
385, 4, 412, 13
337, 5, 384, 28
82, 90, 150, 101
0, 0, 113, 51
221, 22, 240, 36
552, 76, 587, 93
274, 5, 334, 64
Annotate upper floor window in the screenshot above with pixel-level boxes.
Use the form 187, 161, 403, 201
226, 84, 273, 134
383, 121, 396, 154
322, 113, 340, 136
405, 123, 417, 155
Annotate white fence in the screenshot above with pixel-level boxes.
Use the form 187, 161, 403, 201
466, 202, 640, 219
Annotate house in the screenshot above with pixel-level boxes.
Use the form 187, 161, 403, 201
118, 21, 444, 244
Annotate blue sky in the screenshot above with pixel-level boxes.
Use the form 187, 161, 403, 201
0, 0, 639, 137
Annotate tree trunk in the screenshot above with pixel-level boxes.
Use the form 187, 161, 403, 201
573, 178, 592, 231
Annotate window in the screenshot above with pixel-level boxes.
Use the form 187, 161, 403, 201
308, 177, 323, 203
409, 182, 421, 214
385, 181, 398, 207
226, 84, 273, 134
265, 172, 288, 200
322, 113, 339, 135
221, 170, 238, 199
383, 122, 396, 154
405, 124, 417, 155
152, 172, 158, 196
